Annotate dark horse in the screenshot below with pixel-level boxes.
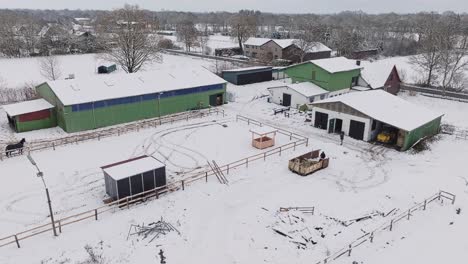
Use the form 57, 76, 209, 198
5, 138, 26, 157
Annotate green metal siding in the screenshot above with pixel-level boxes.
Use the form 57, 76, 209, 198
14, 110, 57, 132
285, 62, 361, 92
402, 116, 442, 151
60, 88, 226, 133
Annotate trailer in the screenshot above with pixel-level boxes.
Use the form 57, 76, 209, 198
288, 150, 329, 176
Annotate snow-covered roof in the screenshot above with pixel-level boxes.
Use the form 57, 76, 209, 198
312, 90, 443, 131
269, 82, 328, 98
2, 99, 54, 117
250, 126, 278, 135
244, 38, 272, 46
360, 61, 397, 88
223, 66, 272, 73
307, 42, 332, 53
102, 156, 165, 181
311, 57, 363, 73
274, 39, 296, 49
46, 67, 226, 106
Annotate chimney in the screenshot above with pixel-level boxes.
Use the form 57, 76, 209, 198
356, 60, 361, 66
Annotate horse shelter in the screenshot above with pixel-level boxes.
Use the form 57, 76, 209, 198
250, 126, 278, 149
2, 99, 56, 132
101, 155, 167, 201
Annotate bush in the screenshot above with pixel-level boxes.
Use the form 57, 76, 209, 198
299, 104, 309, 112
157, 39, 177, 50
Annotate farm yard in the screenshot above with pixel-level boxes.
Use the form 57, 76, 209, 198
0, 52, 468, 264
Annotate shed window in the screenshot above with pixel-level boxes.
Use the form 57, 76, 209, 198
312, 71, 316, 80
320, 94, 326, 100
309, 97, 314, 103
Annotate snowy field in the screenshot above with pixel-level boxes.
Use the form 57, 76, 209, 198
163, 34, 239, 55
0, 54, 468, 263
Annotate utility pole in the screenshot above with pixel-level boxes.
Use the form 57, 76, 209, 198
27, 154, 58, 237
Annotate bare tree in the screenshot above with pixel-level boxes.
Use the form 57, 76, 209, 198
409, 13, 443, 87
176, 20, 199, 52
437, 14, 468, 91
198, 34, 210, 55
332, 27, 364, 57
39, 56, 62, 81
229, 10, 259, 53
97, 5, 162, 73
293, 22, 325, 62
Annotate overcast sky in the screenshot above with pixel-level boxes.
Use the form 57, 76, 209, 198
0, 0, 466, 14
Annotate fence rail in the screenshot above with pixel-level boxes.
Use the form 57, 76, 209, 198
401, 84, 468, 102
0, 116, 309, 249
315, 190, 456, 264
1, 108, 224, 161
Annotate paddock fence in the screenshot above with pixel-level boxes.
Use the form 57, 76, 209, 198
401, 84, 468, 102
0, 108, 225, 161
0, 116, 309, 249
315, 190, 456, 264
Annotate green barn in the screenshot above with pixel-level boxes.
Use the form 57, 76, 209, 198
284, 57, 362, 93
2, 99, 57, 132
36, 67, 227, 133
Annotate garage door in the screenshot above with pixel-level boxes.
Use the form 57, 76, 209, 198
314, 111, 328, 130
349, 120, 365, 140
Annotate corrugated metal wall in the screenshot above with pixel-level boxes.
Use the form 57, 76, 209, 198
14, 109, 57, 132
402, 116, 442, 151
59, 84, 226, 132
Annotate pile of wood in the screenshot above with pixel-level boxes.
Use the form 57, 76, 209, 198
127, 217, 180, 243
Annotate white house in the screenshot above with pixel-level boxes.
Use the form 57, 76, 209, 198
268, 82, 329, 109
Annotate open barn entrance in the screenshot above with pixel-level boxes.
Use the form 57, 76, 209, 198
370, 119, 405, 149
209, 93, 224, 106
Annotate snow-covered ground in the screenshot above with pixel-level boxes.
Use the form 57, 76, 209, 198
163, 34, 239, 55
0, 52, 221, 89
1, 54, 468, 264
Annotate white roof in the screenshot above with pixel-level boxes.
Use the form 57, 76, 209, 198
244, 38, 272, 46
311, 57, 363, 73
244, 38, 330, 52
223, 66, 271, 73
352, 86, 372, 91
307, 42, 332, 53
250, 126, 278, 135
46, 67, 226, 106
360, 61, 396, 88
274, 39, 296, 49
269, 82, 328, 98
2, 99, 54, 117
103, 156, 165, 181
312, 90, 443, 131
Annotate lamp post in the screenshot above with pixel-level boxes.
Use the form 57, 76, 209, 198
27, 154, 58, 237
158, 91, 165, 125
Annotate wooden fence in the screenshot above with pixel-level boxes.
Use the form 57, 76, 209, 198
315, 190, 456, 264
401, 84, 468, 102
0, 116, 309, 249
0, 108, 225, 161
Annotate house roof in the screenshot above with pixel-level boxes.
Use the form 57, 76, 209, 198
102, 156, 165, 181
244, 38, 272, 46
360, 61, 398, 88
222, 66, 272, 73
311, 90, 443, 131
244, 38, 331, 52
2, 99, 54, 117
269, 82, 328, 98
250, 126, 278, 136
311, 57, 363, 73
45, 67, 226, 106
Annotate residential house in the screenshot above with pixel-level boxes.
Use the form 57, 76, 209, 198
243, 37, 331, 63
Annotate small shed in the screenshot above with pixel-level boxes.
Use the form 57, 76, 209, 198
222, 66, 273, 85
101, 155, 166, 201
97, 64, 117, 74
2, 99, 56, 132
250, 126, 277, 149
268, 82, 329, 108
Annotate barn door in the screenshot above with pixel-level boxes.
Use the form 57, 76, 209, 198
328, 119, 335, 133
282, 93, 291, 107
349, 120, 365, 140
314, 111, 328, 130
